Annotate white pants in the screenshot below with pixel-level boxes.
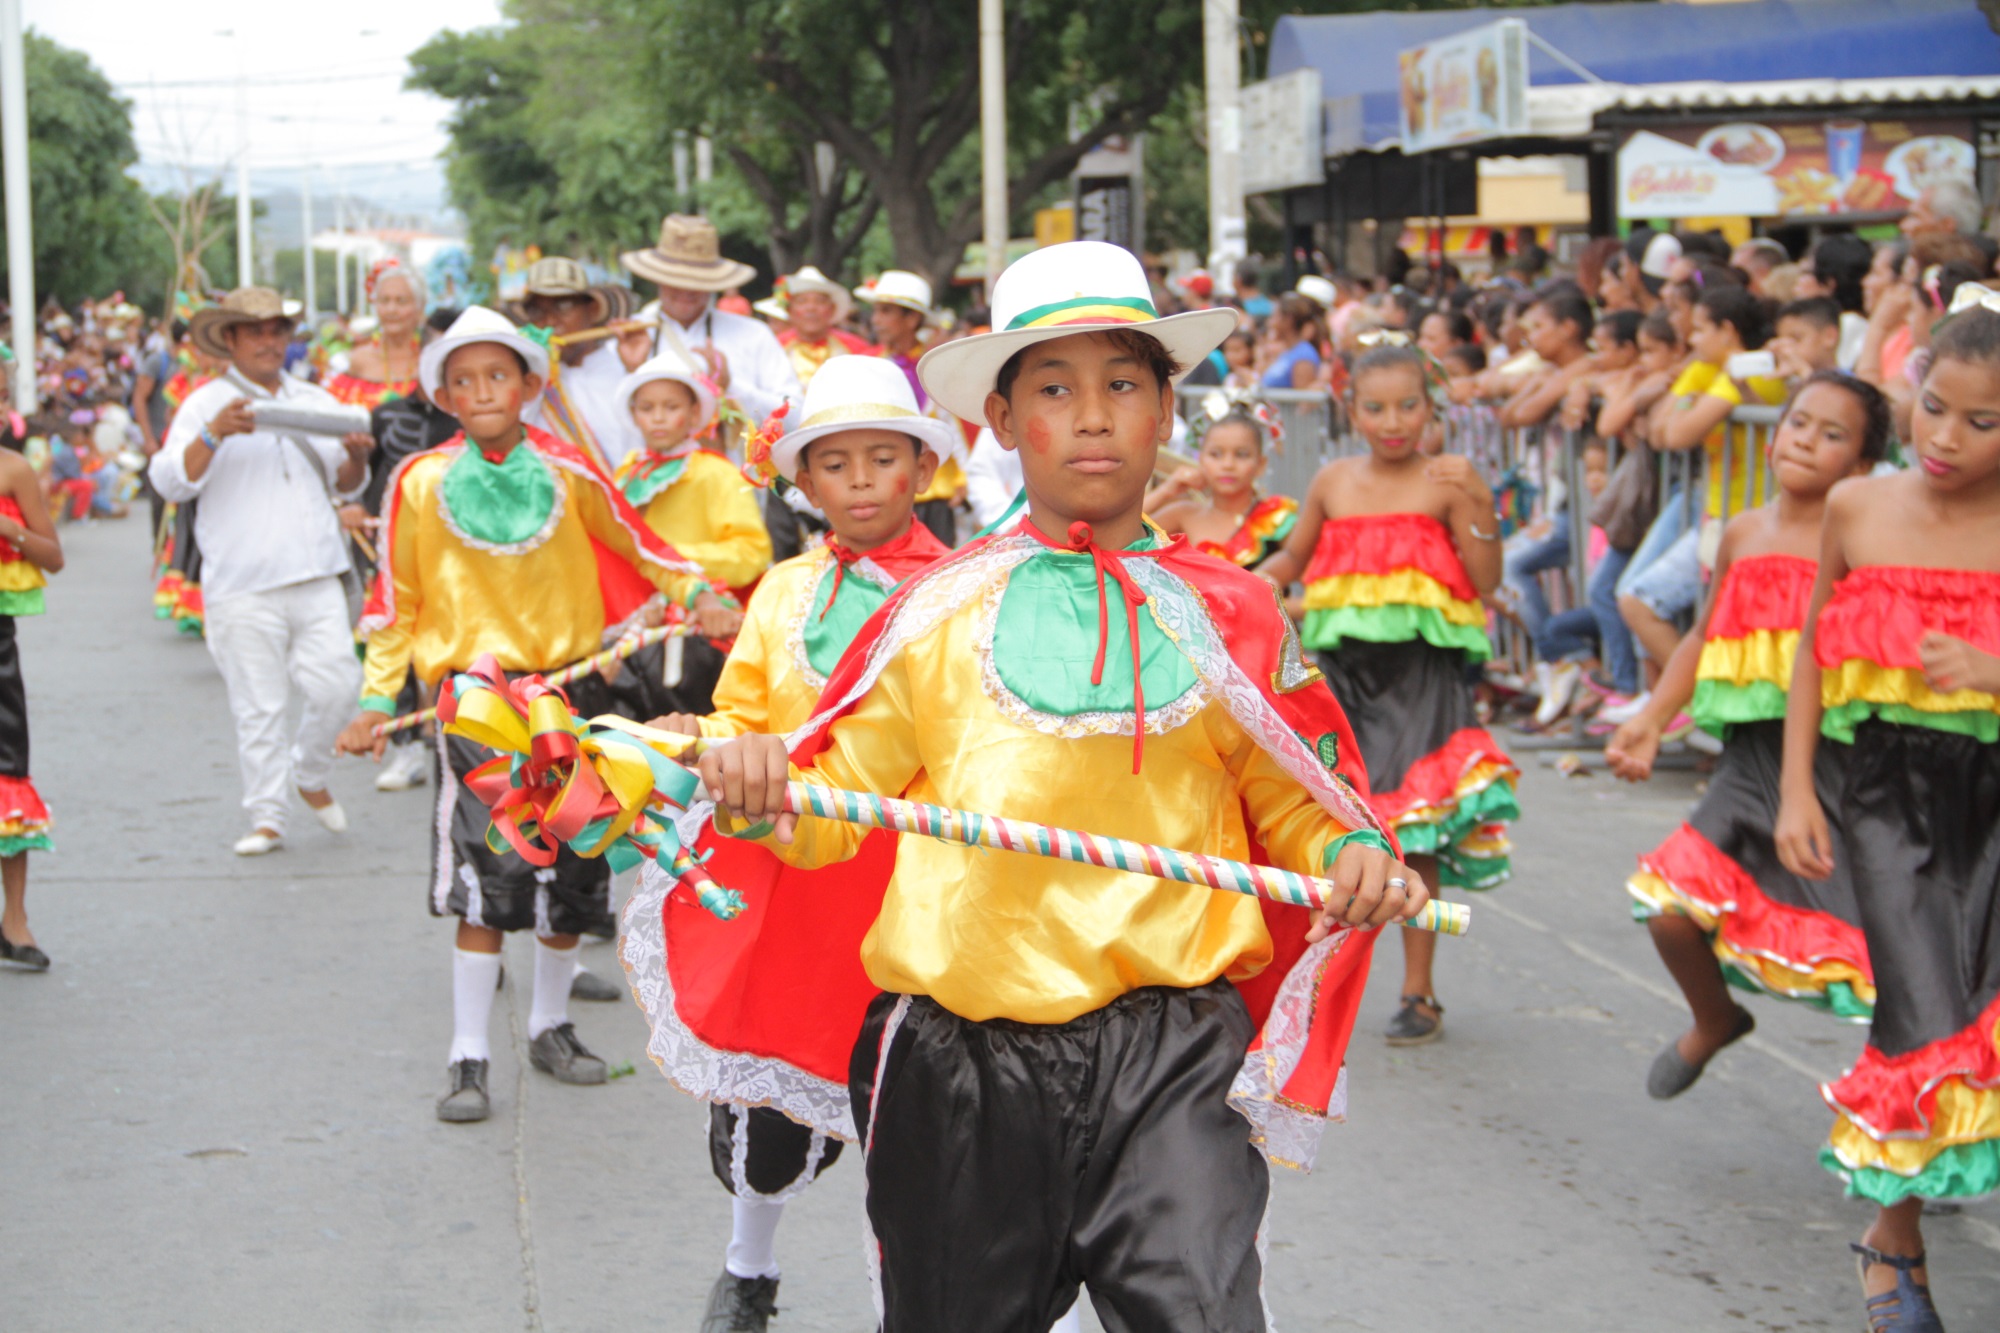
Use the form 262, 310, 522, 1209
204, 576, 360, 835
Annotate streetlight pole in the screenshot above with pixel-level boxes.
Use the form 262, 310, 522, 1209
301, 166, 316, 324
225, 30, 252, 288
0, 0, 33, 411
1204, 0, 1247, 293
979, 0, 1007, 303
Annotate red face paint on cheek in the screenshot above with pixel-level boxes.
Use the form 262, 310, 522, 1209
893, 475, 909, 496
1026, 420, 1052, 454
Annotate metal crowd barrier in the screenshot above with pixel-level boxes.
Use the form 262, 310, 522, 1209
1162, 384, 1781, 692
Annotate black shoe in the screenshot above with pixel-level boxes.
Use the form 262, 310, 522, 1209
0, 931, 50, 971
700, 1271, 779, 1332
1647, 1007, 1755, 1100
1384, 994, 1443, 1046
436, 1058, 491, 1123
570, 968, 622, 1002
582, 916, 616, 942
527, 1022, 607, 1085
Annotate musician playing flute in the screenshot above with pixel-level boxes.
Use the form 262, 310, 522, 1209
334, 307, 737, 1125
519, 256, 645, 472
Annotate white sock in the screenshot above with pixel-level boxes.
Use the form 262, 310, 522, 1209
725, 1196, 785, 1279
529, 938, 577, 1039
1050, 1305, 1083, 1333
449, 948, 502, 1063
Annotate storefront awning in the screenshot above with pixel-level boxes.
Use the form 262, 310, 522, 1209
1269, 0, 2000, 155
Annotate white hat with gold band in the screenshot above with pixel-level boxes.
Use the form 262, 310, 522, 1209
770, 355, 963, 481
915, 241, 1237, 424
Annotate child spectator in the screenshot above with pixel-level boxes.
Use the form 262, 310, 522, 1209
1770, 297, 1844, 385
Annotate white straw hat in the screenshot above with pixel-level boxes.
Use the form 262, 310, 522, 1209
782, 266, 852, 322
419, 306, 551, 399
915, 241, 1236, 424
857, 269, 936, 323
773, 355, 962, 482
613, 350, 718, 432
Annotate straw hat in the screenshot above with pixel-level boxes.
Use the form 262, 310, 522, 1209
613, 350, 718, 432
620, 215, 757, 291
857, 270, 936, 324
522, 257, 611, 324
419, 306, 551, 399
915, 241, 1236, 424
783, 266, 851, 321
772, 356, 962, 482
189, 287, 295, 360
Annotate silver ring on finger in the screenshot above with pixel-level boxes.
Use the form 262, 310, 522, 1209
1386, 876, 1409, 890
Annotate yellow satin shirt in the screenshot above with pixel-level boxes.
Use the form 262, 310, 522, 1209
617, 449, 773, 592
739, 592, 1358, 1025
362, 447, 707, 701
697, 549, 839, 740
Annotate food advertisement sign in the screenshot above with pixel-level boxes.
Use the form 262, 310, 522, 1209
1618, 117, 1975, 220
1398, 18, 1528, 154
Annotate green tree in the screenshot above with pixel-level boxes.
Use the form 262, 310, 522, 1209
0, 32, 152, 304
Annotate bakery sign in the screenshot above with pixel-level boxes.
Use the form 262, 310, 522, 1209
1618, 117, 1975, 220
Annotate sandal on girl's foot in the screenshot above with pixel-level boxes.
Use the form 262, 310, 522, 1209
1852, 1242, 1945, 1333
1385, 994, 1443, 1046
1646, 1006, 1755, 1100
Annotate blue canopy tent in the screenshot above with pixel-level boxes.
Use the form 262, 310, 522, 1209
1262, 0, 2000, 267
1270, 0, 2000, 154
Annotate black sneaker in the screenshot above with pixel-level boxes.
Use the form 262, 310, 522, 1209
526, 1022, 607, 1085
436, 1058, 490, 1122
569, 968, 622, 1002
700, 1271, 779, 1332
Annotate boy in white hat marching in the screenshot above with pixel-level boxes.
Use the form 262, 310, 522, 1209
334, 308, 741, 1124
628, 354, 959, 1332
597, 351, 772, 726
694, 242, 1429, 1330
775, 265, 875, 387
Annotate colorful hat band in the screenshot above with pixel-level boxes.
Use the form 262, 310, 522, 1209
1004, 294, 1158, 332
800, 401, 922, 431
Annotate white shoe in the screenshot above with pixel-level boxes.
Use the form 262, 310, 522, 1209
233, 829, 283, 856
1534, 661, 1582, 726
1598, 691, 1652, 726
302, 796, 349, 834
375, 743, 429, 792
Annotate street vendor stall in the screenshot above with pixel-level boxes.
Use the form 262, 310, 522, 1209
1256, 0, 2000, 268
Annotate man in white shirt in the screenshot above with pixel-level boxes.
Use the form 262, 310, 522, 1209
148, 288, 371, 856
518, 256, 645, 472
620, 214, 802, 426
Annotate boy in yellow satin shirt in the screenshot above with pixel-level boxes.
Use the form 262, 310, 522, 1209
600, 351, 771, 724
336, 307, 737, 1125
697, 243, 1426, 1331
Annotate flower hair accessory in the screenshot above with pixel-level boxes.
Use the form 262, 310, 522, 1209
1192, 388, 1285, 451
1356, 329, 1450, 412
738, 402, 791, 488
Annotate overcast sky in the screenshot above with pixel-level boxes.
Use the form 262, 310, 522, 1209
23, 0, 504, 220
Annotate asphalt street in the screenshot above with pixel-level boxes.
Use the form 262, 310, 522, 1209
5, 516, 1998, 1332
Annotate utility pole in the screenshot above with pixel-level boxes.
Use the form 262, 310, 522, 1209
979, 0, 1007, 302
333, 188, 347, 315
301, 167, 316, 325
1204, 0, 1247, 294
0, 0, 33, 411
224, 30, 252, 288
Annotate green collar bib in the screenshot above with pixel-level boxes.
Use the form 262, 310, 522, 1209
792, 551, 897, 685
983, 536, 1201, 730
619, 451, 692, 509
437, 442, 565, 555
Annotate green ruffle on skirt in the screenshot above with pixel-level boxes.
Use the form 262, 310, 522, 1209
1300, 603, 1491, 663
1825, 1139, 2000, 1207
1390, 777, 1520, 890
